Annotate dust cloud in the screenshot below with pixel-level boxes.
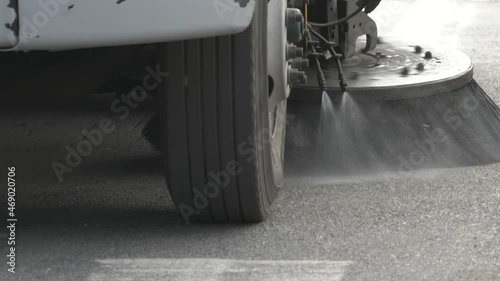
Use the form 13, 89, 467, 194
285, 81, 500, 183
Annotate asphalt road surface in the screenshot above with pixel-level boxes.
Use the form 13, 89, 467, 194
1, 1, 500, 280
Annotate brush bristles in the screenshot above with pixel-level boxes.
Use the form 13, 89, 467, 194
286, 80, 500, 177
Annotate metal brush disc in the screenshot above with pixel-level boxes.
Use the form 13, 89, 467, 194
292, 40, 474, 102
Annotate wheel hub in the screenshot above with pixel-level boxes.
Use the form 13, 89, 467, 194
267, 0, 307, 111
267, 0, 308, 187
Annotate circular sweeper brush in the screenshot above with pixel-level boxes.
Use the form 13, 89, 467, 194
291, 40, 474, 102
286, 39, 500, 178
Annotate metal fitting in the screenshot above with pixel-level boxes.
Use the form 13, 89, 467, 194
289, 68, 307, 86
424, 51, 433, 59
415, 46, 423, 54
290, 58, 309, 70
287, 44, 304, 60
286, 8, 304, 43
286, 8, 303, 25
417, 63, 425, 71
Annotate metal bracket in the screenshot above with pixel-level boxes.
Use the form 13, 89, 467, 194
339, 0, 378, 59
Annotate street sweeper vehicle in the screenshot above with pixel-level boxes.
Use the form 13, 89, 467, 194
2, 0, 499, 223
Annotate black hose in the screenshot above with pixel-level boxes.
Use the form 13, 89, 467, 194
308, 27, 329, 44
308, 29, 348, 92
308, 0, 372, 28
309, 44, 327, 93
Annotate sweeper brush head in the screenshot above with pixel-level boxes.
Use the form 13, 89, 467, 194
293, 41, 474, 102
286, 79, 500, 178
285, 39, 500, 178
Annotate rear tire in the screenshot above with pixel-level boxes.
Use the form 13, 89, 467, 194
158, 1, 286, 223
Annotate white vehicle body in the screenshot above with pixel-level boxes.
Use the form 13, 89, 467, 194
0, 0, 255, 50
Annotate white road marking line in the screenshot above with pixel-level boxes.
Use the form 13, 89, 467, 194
90, 259, 353, 281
